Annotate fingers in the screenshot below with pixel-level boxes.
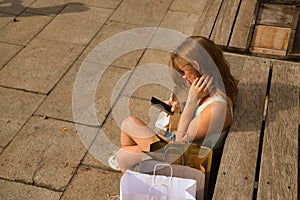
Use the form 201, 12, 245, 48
165, 100, 180, 114
192, 75, 214, 101
193, 76, 210, 90
195, 77, 204, 88
191, 77, 199, 87
171, 101, 178, 112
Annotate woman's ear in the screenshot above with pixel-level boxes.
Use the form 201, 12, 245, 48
193, 61, 201, 72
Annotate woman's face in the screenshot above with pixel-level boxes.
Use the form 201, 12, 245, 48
176, 58, 201, 85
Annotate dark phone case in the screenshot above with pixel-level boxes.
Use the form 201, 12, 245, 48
151, 97, 174, 115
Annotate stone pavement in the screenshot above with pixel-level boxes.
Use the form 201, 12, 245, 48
0, 1, 297, 200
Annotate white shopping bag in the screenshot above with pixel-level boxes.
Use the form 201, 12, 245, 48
120, 165, 196, 200
136, 160, 205, 200
155, 112, 170, 131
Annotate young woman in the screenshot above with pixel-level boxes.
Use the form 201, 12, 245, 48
109, 36, 238, 172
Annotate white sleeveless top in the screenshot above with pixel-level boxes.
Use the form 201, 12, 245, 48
193, 96, 233, 149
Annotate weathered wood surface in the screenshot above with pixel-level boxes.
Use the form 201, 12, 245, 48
257, 4, 295, 27
257, 61, 300, 200
193, 0, 222, 38
259, 0, 300, 3
194, 0, 300, 58
210, 0, 241, 47
291, 7, 300, 55
250, 25, 291, 52
250, 47, 287, 56
229, 0, 257, 50
213, 57, 270, 200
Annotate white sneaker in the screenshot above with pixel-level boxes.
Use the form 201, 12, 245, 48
108, 155, 121, 171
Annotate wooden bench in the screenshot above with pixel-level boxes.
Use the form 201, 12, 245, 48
212, 56, 300, 199
193, 0, 300, 59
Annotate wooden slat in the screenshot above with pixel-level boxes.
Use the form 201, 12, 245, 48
213, 57, 270, 200
210, 0, 241, 47
291, 7, 300, 54
229, 0, 257, 50
224, 53, 246, 80
257, 4, 295, 28
257, 61, 300, 200
263, 0, 300, 3
251, 25, 291, 50
193, 0, 222, 38
288, 6, 299, 56
250, 47, 287, 56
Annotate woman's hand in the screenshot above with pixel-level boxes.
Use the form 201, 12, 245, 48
175, 131, 188, 143
164, 100, 181, 114
188, 76, 214, 105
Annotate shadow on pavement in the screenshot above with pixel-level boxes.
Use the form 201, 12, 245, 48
0, 0, 89, 16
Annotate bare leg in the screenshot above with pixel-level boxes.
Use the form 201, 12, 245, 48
116, 146, 143, 172
120, 117, 160, 152
116, 117, 160, 172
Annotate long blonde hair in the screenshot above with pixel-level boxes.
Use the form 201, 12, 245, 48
171, 36, 238, 105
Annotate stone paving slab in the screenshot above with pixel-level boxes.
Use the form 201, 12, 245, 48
0, 12, 53, 45
121, 58, 174, 100
0, 179, 62, 200
169, 0, 207, 15
68, 0, 122, 9
82, 114, 120, 168
35, 61, 131, 126
37, 4, 112, 45
83, 95, 160, 168
0, 42, 22, 70
139, 48, 171, 66
110, 0, 172, 27
0, 116, 98, 191
0, 37, 84, 94
26, 0, 120, 16
25, 0, 68, 16
0, 87, 45, 149
160, 10, 199, 35
60, 166, 121, 200
78, 20, 143, 66
0, 13, 14, 30
0, 0, 35, 15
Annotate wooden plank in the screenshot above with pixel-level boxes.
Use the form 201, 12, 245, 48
213, 57, 270, 200
193, 0, 222, 38
229, 0, 257, 50
287, 29, 296, 54
257, 61, 300, 200
288, 6, 300, 55
251, 25, 291, 50
250, 47, 287, 56
292, 7, 300, 54
257, 4, 295, 28
224, 53, 246, 80
210, 0, 241, 47
264, 0, 300, 3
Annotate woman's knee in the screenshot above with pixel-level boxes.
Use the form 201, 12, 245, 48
121, 116, 145, 132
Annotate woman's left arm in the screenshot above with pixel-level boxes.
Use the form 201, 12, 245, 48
176, 76, 213, 133
185, 102, 232, 142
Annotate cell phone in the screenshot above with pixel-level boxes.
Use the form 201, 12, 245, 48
151, 97, 174, 115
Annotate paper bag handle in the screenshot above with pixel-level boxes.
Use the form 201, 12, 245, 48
152, 163, 173, 186
163, 146, 184, 165
148, 184, 168, 200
